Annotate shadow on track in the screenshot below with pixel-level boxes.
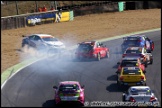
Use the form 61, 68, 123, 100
106, 83, 129, 92
112, 64, 118, 69
42, 99, 56, 107
107, 74, 117, 81
42, 99, 84, 108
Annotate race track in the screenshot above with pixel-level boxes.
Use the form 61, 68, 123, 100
1, 30, 161, 107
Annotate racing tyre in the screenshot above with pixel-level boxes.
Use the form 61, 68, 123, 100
150, 59, 153, 64
143, 82, 147, 86
117, 80, 120, 86
22, 43, 25, 48
151, 43, 154, 51
97, 53, 101, 61
144, 62, 148, 68
143, 70, 146, 74
106, 51, 110, 58
122, 94, 126, 101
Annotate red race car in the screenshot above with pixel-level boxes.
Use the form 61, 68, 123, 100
75, 41, 110, 61
53, 81, 85, 106
116, 56, 146, 74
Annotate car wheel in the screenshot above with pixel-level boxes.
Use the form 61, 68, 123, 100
117, 80, 120, 85
144, 62, 148, 68
22, 43, 25, 47
106, 51, 110, 58
143, 70, 146, 74
143, 82, 146, 86
150, 59, 153, 64
151, 43, 154, 51
97, 53, 101, 61
122, 94, 126, 101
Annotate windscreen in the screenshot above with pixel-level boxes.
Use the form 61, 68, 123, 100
59, 84, 79, 92
123, 68, 141, 75
78, 44, 93, 52
121, 60, 137, 67
130, 88, 151, 95
124, 40, 138, 46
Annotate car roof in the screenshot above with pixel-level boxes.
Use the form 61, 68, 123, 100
127, 35, 145, 38
29, 34, 54, 38
80, 41, 96, 44
59, 81, 80, 85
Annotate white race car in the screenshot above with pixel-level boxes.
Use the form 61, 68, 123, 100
22, 34, 66, 52
122, 86, 159, 106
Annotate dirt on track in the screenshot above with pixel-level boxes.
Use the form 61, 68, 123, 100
1, 9, 161, 73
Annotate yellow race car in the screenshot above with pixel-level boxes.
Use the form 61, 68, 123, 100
117, 67, 146, 87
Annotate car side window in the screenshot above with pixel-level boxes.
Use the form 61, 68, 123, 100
29, 36, 35, 40
96, 42, 101, 47
34, 36, 41, 41
146, 37, 150, 41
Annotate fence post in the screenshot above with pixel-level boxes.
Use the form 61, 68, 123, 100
15, 1, 19, 15
35, 1, 38, 12
54, 1, 57, 10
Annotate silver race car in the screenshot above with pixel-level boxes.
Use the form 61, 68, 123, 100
122, 86, 159, 106
22, 34, 66, 52
123, 47, 153, 65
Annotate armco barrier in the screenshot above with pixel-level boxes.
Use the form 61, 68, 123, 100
1, 10, 74, 30
69, 11, 74, 21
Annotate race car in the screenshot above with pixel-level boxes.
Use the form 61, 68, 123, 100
53, 81, 85, 106
75, 41, 110, 61
122, 47, 153, 65
117, 67, 146, 87
121, 35, 154, 53
22, 34, 66, 52
122, 86, 159, 106
116, 56, 146, 74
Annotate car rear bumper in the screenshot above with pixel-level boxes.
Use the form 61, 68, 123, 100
119, 81, 146, 86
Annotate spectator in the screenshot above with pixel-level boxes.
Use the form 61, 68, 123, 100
38, 7, 42, 12
50, 6, 55, 10
42, 5, 47, 12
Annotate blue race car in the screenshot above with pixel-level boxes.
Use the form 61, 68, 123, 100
121, 35, 154, 53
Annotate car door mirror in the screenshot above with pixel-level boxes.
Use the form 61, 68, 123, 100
100, 43, 103, 46
22, 35, 26, 37
151, 90, 155, 93
146, 50, 151, 53
117, 62, 120, 65
53, 86, 58, 89
81, 85, 85, 89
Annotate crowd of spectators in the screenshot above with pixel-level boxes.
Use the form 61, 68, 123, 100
38, 5, 55, 12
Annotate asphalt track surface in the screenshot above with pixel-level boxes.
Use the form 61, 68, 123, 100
1, 30, 161, 107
